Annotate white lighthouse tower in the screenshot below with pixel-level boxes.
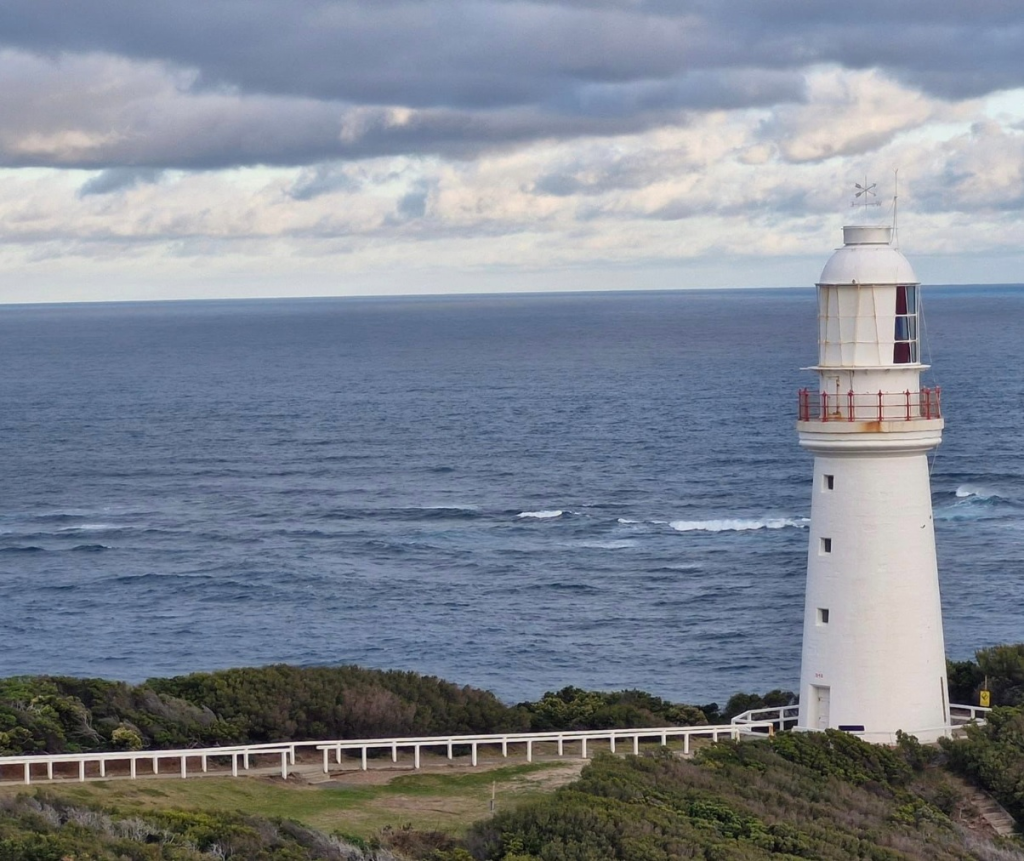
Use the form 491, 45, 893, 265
796, 218, 950, 744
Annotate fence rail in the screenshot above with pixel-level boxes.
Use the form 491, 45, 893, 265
0, 723, 775, 787
798, 387, 941, 423
315, 723, 777, 772
730, 703, 989, 732
2, 704, 990, 787
730, 705, 800, 729
950, 703, 991, 725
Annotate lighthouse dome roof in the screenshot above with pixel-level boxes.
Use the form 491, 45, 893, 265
818, 225, 918, 286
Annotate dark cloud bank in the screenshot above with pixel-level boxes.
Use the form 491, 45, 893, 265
1, 0, 1022, 170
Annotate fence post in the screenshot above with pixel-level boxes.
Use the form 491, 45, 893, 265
877, 390, 883, 421
905, 390, 911, 421
848, 390, 854, 421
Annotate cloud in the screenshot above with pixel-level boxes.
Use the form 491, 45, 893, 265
1, 1, 1022, 171
287, 164, 363, 200
3, 1, 1024, 301
79, 167, 164, 196
0, 50, 799, 170
762, 67, 969, 163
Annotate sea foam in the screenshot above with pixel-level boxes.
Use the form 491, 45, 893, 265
669, 517, 807, 533
955, 484, 1003, 500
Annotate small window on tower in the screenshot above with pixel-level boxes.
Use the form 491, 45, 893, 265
894, 284, 918, 364
818, 608, 830, 625
824, 474, 835, 491
821, 537, 832, 554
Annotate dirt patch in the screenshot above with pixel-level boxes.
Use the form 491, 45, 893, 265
315, 756, 585, 789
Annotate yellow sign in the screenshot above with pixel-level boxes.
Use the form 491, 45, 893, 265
980, 690, 991, 708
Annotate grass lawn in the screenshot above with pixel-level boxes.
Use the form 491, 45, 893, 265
0, 758, 584, 838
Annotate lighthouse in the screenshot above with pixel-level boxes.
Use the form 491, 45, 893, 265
795, 221, 950, 744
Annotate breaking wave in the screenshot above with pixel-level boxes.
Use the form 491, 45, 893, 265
955, 484, 1004, 500
517, 510, 564, 520
669, 517, 808, 533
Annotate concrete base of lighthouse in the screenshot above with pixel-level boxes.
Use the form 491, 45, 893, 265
796, 421, 951, 744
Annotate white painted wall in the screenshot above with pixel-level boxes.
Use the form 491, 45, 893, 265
796, 225, 949, 744
797, 446, 949, 742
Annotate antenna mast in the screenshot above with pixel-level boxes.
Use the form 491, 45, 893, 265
892, 169, 900, 248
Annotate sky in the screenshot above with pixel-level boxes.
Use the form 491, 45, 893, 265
1, 0, 1023, 303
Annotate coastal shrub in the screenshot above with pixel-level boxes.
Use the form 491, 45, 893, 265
941, 703, 1024, 823
517, 686, 708, 731
148, 665, 528, 742
947, 644, 1024, 708
0, 793, 369, 860
719, 689, 797, 723
767, 729, 914, 787
0, 676, 238, 754
464, 743, 976, 861
0, 666, 535, 754
110, 723, 144, 751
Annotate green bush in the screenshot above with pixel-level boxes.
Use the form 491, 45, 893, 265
941, 703, 1024, 822
465, 741, 973, 861
947, 643, 1024, 708
517, 686, 708, 732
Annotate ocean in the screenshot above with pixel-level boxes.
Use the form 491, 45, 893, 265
1, 287, 1021, 707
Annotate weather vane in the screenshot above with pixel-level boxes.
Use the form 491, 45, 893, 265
852, 179, 881, 210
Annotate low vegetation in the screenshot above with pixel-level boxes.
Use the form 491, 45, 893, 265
1, 666, 742, 757
3, 644, 1024, 858
2, 731, 1020, 860
458, 733, 1016, 861
0, 667, 527, 755
944, 706, 1024, 825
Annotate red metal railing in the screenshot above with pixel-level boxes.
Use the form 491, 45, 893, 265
797, 387, 941, 423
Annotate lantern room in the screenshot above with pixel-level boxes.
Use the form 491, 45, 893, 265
801, 225, 937, 424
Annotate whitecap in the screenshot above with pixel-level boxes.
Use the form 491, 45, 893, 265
57, 524, 119, 533
669, 517, 808, 533
955, 484, 1003, 500
616, 518, 642, 524
517, 510, 563, 519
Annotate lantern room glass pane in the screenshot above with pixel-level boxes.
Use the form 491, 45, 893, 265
893, 284, 918, 364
